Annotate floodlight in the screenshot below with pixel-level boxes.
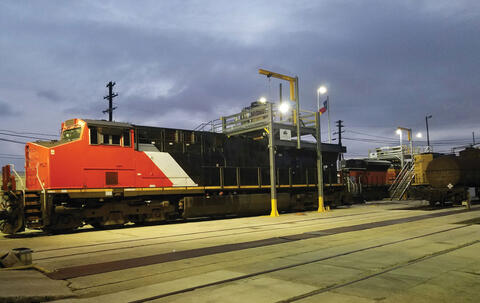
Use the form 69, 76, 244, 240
317, 86, 327, 95
279, 102, 290, 114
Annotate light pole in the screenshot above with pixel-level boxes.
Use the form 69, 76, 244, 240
397, 127, 413, 167
268, 103, 279, 217
316, 87, 326, 212
317, 86, 331, 143
396, 129, 404, 168
425, 115, 432, 151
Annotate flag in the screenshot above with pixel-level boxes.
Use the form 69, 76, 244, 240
319, 100, 327, 114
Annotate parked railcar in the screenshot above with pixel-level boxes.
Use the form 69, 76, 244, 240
1, 118, 346, 234
408, 148, 480, 205
342, 159, 392, 200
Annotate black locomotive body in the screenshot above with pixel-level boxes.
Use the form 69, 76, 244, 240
0, 118, 347, 234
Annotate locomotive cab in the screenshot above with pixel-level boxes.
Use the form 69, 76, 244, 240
25, 119, 89, 190
25, 119, 137, 190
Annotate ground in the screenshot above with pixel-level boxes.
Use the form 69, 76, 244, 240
0, 200, 479, 303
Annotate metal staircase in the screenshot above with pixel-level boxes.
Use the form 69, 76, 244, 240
24, 191, 43, 228
389, 162, 415, 200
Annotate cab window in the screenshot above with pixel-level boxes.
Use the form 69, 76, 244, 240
90, 127, 98, 144
123, 130, 131, 147
61, 127, 81, 142
112, 135, 121, 145
103, 134, 111, 144
89, 126, 132, 147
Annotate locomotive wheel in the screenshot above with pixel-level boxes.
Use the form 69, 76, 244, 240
0, 211, 24, 234
0, 194, 24, 234
89, 218, 126, 229
90, 219, 106, 229
45, 215, 82, 233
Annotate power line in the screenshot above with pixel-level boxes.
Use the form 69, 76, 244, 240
0, 153, 24, 157
0, 137, 27, 144
346, 130, 473, 144
0, 132, 52, 141
343, 137, 398, 144
0, 129, 57, 137
0, 156, 24, 159
346, 130, 396, 141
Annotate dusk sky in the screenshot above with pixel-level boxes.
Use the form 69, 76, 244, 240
1, 1, 479, 169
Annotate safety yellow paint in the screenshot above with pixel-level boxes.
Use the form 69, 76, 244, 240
270, 198, 280, 217
318, 196, 326, 212
258, 69, 297, 101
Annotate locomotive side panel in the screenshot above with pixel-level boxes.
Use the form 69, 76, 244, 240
25, 143, 50, 190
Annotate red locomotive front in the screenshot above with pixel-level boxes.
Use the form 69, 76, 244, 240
24, 118, 193, 191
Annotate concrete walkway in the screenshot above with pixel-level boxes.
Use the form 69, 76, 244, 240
1, 201, 478, 302
0, 269, 74, 303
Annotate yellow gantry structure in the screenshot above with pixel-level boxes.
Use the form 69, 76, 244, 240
258, 69, 297, 101
258, 69, 326, 216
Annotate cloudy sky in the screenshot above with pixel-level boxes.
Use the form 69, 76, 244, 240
1, 0, 479, 168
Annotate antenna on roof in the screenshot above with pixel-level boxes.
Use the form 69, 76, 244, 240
102, 81, 118, 121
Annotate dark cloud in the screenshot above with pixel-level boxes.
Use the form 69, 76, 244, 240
0, 1, 479, 167
37, 90, 62, 102
0, 101, 20, 117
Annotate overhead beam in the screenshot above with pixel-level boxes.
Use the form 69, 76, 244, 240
258, 69, 296, 101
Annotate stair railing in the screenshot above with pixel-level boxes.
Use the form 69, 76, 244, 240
390, 163, 415, 200
9, 164, 25, 205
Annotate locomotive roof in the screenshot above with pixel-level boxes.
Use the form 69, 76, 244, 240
82, 118, 212, 134
83, 119, 133, 128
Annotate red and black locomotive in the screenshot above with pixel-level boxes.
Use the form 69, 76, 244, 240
1, 118, 346, 234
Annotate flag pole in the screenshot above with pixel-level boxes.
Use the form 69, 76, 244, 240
327, 95, 331, 143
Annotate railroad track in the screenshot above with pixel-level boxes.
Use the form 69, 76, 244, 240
45, 206, 478, 281
126, 225, 479, 303
33, 210, 395, 260
35, 206, 471, 262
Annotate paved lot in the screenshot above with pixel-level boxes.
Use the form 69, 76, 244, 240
1, 200, 479, 302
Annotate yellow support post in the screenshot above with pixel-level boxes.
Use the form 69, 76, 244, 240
270, 199, 279, 217
462, 191, 471, 211
267, 103, 279, 217
318, 196, 325, 213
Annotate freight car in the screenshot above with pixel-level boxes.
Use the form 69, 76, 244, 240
0, 118, 346, 234
409, 148, 480, 205
342, 159, 392, 201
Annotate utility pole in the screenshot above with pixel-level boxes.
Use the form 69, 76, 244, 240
335, 120, 344, 146
103, 81, 118, 121
425, 114, 432, 151
473, 132, 476, 146
327, 95, 331, 143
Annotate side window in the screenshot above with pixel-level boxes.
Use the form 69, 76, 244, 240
95, 127, 129, 146
112, 135, 120, 145
123, 130, 131, 147
90, 127, 98, 144
103, 134, 110, 144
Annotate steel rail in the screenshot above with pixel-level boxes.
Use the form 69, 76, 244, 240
46, 207, 478, 280
34, 211, 387, 260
